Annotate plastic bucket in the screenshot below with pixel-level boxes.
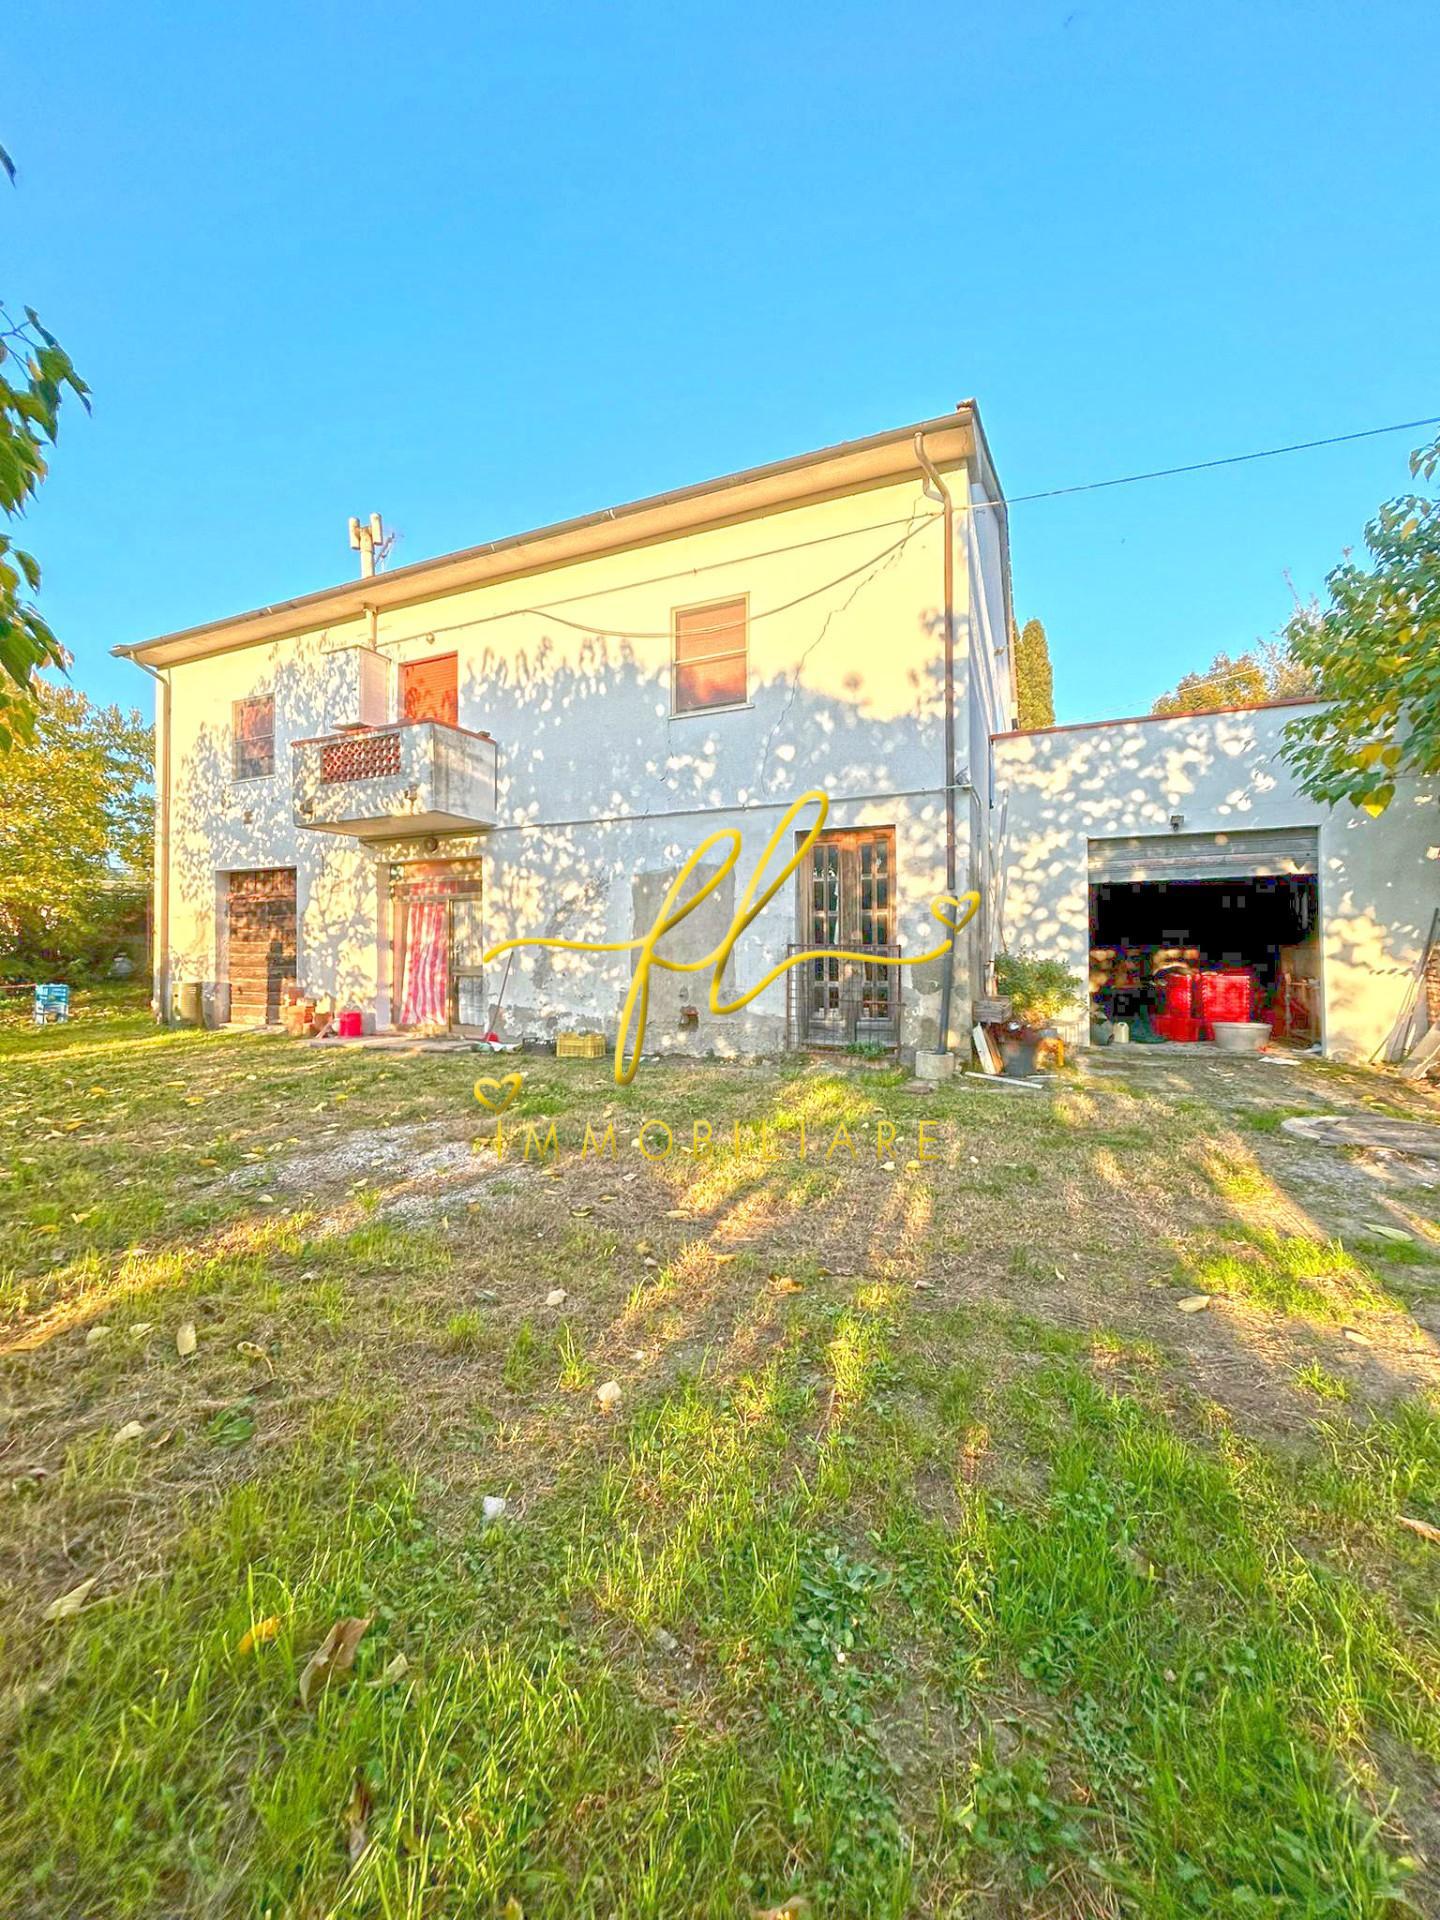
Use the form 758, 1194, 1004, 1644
338, 1010, 363, 1038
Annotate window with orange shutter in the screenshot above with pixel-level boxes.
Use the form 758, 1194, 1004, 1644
232, 696, 275, 779
672, 598, 747, 714
399, 654, 459, 724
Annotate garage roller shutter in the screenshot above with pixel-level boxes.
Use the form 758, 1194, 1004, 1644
1088, 827, 1319, 885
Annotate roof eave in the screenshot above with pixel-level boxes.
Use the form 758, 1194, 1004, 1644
116, 406, 990, 671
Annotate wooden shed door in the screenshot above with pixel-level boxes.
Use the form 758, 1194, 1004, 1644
227, 868, 297, 1023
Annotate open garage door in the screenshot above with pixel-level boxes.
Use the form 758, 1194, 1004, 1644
1088, 827, 1318, 885
1088, 829, 1321, 1045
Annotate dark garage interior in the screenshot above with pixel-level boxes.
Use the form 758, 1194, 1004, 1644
1089, 873, 1321, 1042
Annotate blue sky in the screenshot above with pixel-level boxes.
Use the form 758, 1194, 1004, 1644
7, 0, 1438, 723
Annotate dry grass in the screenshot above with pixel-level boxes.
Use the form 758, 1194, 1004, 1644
2, 1013, 1439, 1915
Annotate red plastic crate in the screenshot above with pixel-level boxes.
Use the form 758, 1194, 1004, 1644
1197, 969, 1253, 1037
1160, 970, 1197, 1019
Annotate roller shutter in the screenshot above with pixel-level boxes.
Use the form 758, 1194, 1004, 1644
1088, 827, 1319, 886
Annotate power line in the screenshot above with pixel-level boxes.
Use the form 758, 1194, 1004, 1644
363, 411, 1437, 654
1005, 414, 1440, 507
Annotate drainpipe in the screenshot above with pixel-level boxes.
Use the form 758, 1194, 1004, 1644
914, 431, 960, 1052
130, 659, 172, 1024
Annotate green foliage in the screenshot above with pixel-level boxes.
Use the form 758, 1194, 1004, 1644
994, 947, 1083, 1025
0, 157, 90, 746
1012, 616, 1055, 728
0, 679, 153, 973
1280, 434, 1440, 813
1151, 639, 1315, 717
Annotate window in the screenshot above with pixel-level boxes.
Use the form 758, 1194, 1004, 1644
399, 654, 458, 724
672, 597, 747, 713
232, 696, 275, 779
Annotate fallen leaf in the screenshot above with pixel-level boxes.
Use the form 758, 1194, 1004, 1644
371, 1651, 410, 1687
546, 1288, 567, 1307
44, 1576, 99, 1621
1397, 1514, 1440, 1546
1343, 1327, 1372, 1347
176, 1322, 197, 1358
1176, 1295, 1211, 1314
84, 1324, 111, 1347
663, 1208, 689, 1218
754, 1900, 810, 1920
771, 1275, 804, 1295
237, 1615, 282, 1655
71, 1207, 96, 1224
298, 1616, 372, 1709
880, 1159, 897, 1172
595, 1380, 622, 1413
502, 1899, 525, 1920
1364, 1222, 1413, 1243
344, 1772, 372, 1864
112, 1420, 144, 1445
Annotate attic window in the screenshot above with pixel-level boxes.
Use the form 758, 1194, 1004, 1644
232, 696, 275, 779
672, 597, 748, 713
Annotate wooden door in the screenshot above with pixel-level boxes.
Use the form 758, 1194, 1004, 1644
796, 828, 898, 1046
398, 654, 458, 725
227, 868, 297, 1023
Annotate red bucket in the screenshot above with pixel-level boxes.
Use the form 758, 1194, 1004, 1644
338, 1010, 363, 1039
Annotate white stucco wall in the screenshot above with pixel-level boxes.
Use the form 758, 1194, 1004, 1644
993, 704, 1439, 1060
160, 464, 1003, 1052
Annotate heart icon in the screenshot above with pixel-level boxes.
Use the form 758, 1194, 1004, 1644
473, 1072, 523, 1114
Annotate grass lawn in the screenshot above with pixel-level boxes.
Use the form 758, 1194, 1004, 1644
2, 1007, 1439, 1917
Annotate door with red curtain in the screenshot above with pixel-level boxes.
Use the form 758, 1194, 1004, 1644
391, 860, 484, 1032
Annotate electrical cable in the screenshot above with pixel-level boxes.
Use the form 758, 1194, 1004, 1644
1003, 415, 1440, 507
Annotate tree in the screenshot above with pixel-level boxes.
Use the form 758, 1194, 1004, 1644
1151, 640, 1317, 717
0, 679, 152, 972
0, 142, 90, 748
1013, 616, 1055, 728
1280, 435, 1440, 815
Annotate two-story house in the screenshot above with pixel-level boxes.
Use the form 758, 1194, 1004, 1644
119, 406, 1439, 1067
118, 409, 1015, 1055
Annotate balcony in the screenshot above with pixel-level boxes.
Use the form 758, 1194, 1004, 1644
292, 721, 500, 838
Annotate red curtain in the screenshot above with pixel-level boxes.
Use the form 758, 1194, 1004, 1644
399, 899, 449, 1026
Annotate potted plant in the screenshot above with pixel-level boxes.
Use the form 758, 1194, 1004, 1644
992, 950, 1082, 1077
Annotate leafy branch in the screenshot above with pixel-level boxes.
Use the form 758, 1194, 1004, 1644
0, 141, 91, 748
1280, 435, 1440, 814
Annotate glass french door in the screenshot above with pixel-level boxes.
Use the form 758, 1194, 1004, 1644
796, 828, 899, 1047
391, 860, 485, 1032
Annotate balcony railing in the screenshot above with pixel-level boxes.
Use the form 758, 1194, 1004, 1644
292, 720, 500, 838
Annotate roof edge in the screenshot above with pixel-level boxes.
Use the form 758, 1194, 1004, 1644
991, 695, 1321, 743
117, 407, 989, 670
